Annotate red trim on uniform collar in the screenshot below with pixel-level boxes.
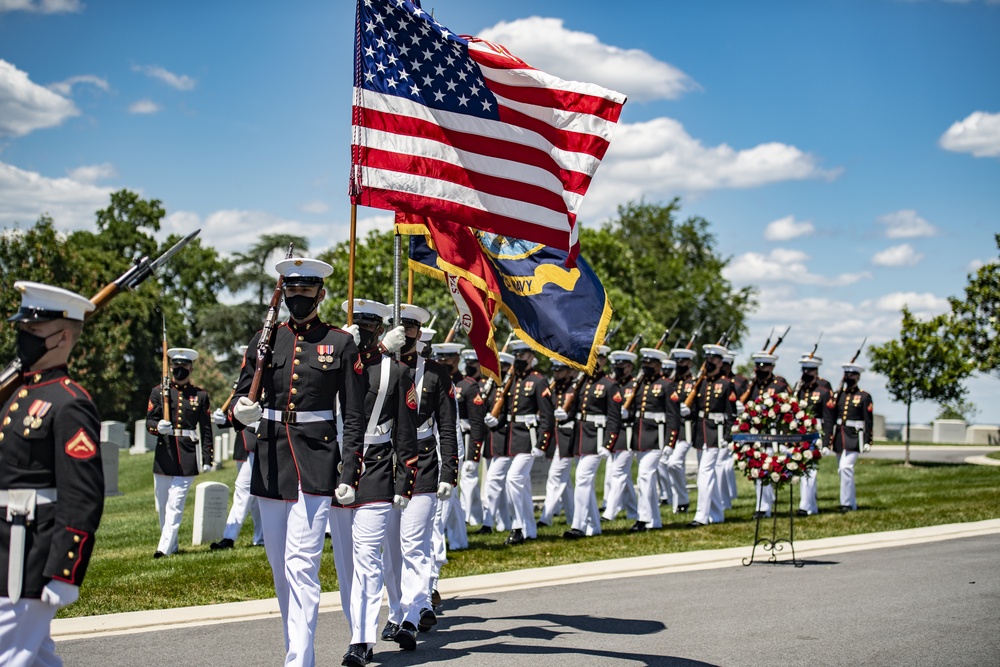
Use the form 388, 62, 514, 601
23, 365, 68, 385
360, 348, 382, 364
401, 350, 418, 366
288, 316, 320, 334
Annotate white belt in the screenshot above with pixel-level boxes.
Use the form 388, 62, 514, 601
698, 411, 726, 423
558, 420, 576, 429
460, 419, 471, 433
0, 488, 58, 507
642, 411, 667, 423
577, 413, 607, 426
838, 419, 864, 429
513, 414, 539, 425
171, 428, 197, 439
417, 418, 435, 440
365, 419, 393, 445
4, 487, 57, 604
262, 408, 334, 424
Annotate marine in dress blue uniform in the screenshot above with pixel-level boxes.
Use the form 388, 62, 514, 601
631, 348, 681, 531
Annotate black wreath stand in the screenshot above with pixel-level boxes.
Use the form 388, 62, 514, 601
742, 480, 802, 568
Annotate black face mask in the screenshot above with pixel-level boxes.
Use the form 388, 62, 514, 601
613, 365, 629, 379
514, 359, 529, 373
466, 363, 479, 377
675, 362, 690, 376
801, 372, 815, 385
285, 294, 318, 321
705, 360, 719, 374
172, 366, 191, 382
641, 365, 657, 377
844, 376, 858, 388
755, 368, 772, 381
402, 335, 419, 352
359, 328, 381, 351
17, 329, 60, 369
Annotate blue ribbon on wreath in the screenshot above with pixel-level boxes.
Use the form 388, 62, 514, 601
732, 432, 821, 444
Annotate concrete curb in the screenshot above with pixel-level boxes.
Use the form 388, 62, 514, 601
965, 455, 1000, 466
52, 518, 1000, 642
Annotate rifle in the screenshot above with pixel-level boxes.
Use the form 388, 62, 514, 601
835, 336, 867, 398
443, 316, 462, 344
604, 316, 624, 346
626, 333, 643, 354
247, 243, 295, 403
682, 326, 740, 409
685, 322, 703, 350
793, 332, 823, 395
0, 230, 200, 406
718, 323, 737, 349
161, 316, 170, 423
739, 325, 792, 403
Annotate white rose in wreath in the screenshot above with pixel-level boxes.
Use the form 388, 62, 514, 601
803, 450, 813, 460
770, 472, 781, 483
788, 461, 799, 471
751, 468, 760, 478
780, 403, 791, 413
738, 461, 747, 471
795, 410, 805, 420
764, 398, 774, 408
791, 476, 800, 485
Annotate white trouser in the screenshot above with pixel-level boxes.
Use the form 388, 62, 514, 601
694, 447, 725, 525
506, 453, 537, 538
756, 481, 776, 516
327, 503, 390, 647
445, 492, 468, 550
0, 597, 60, 667
154, 474, 193, 555
635, 450, 663, 528
483, 456, 511, 531
223, 455, 264, 544
460, 458, 483, 526
666, 440, 692, 510
715, 447, 734, 509
431, 498, 448, 585
571, 455, 602, 536
602, 450, 637, 521
799, 468, 819, 514
657, 447, 673, 504
601, 457, 611, 510
258, 491, 331, 667
383, 493, 436, 627
540, 449, 574, 526
838, 450, 860, 509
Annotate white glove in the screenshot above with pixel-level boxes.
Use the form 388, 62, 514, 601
436, 482, 453, 500
659, 447, 673, 463
345, 324, 361, 347
531, 447, 545, 459
553, 407, 569, 421
202, 464, 212, 472
680, 404, 691, 417
335, 484, 356, 505
597, 446, 612, 459
233, 397, 262, 425
735, 401, 745, 415
41, 580, 79, 608
380, 325, 406, 354
392, 494, 409, 510
462, 460, 477, 476
212, 409, 227, 426
862, 442, 872, 453
156, 419, 172, 435
821, 446, 831, 456
621, 409, 630, 420
484, 413, 499, 429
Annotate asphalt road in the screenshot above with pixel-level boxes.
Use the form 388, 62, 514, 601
57, 532, 1000, 667
863, 444, 997, 464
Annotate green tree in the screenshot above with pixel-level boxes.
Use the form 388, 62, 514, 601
950, 234, 1000, 379
936, 398, 977, 423
230, 234, 308, 306
868, 308, 973, 465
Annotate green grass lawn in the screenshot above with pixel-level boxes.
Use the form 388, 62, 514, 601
987, 451, 1000, 461
63, 451, 1000, 618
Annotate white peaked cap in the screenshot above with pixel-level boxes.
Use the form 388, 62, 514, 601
498, 352, 514, 365
597, 345, 611, 356
702, 344, 728, 357
419, 327, 436, 342
639, 348, 669, 362
397, 304, 431, 324
275, 257, 333, 281
507, 339, 531, 352
799, 354, 823, 368
609, 350, 638, 364
431, 343, 464, 356
842, 362, 864, 374
9, 281, 94, 322
342, 299, 390, 320
669, 348, 696, 360
167, 348, 199, 362
752, 352, 778, 364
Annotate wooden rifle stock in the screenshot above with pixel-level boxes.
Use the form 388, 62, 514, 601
161, 319, 170, 422
490, 370, 515, 419
247, 243, 294, 403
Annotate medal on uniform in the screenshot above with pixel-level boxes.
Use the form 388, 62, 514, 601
23, 416, 33, 427
31, 417, 42, 429
25, 399, 51, 429
317, 345, 334, 364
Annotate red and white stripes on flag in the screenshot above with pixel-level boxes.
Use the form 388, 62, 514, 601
351, 0, 626, 262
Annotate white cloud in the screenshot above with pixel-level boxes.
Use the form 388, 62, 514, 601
872, 243, 924, 267
877, 209, 937, 238
128, 98, 160, 114
47, 74, 108, 96
300, 200, 330, 214
0, 59, 78, 137
967, 259, 985, 272
870, 291, 950, 316
67, 162, 116, 184
0, 159, 114, 230
763, 215, 815, 241
724, 248, 870, 287
583, 117, 838, 217
939, 111, 1000, 158
132, 65, 196, 91
477, 17, 697, 103
0, 0, 82, 13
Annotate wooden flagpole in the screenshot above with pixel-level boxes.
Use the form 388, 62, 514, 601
347, 203, 358, 325
407, 267, 414, 305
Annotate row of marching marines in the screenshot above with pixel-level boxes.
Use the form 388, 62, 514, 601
0, 256, 874, 667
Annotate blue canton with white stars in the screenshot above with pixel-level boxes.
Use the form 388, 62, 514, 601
356, 0, 501, 120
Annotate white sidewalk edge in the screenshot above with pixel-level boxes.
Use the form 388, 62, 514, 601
53, 518, 1000, 642
965, 455, 1000, 466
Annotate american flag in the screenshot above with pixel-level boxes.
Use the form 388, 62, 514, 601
350, 0, 626, 262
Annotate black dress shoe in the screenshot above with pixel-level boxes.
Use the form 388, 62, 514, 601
475, 525, 492, 534
796, 509, 810, 517
675, 504, 689, 513
341, 643, 368, 667
417, 607, 437, 632
395, 621, 418, 650
504, 528, 525, 545
153, 551, 165, 559
366, 648, 373, 663
686, 520, 704, 528
210, 538, 235, 550
562, 528, 585, 539
659, 499, 669, 506
629, 521, 647, 532
752, 510, 767, 519
380, 621, 400, 641
839, 505, 852, 513
431, 589, 442, 607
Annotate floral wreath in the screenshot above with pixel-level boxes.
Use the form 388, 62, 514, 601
729, 391, 822, 488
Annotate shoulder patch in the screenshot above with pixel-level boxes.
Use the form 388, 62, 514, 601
473, 393, 484, 405
354, 355, 364, 374
612, 391, 623, 403
65, 428, 98, 460
148, 399, 154, 412
406, 385, 417, 410
448, 384, 455, 398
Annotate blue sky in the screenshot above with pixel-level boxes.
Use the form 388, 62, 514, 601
2, 0, 998, 424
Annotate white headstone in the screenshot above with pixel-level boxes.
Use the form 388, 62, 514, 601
872, 413, 887, 441
965, 424, 1000, 445
100, 421, 128, 449
130, 419, 156, 455
903, 424, 933, 443
933, 419, 966, 444
100, 441, 122, 496
192, 482, 229, 546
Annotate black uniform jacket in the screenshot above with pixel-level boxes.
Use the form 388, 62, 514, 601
634, 375, 681, 452
796, 380, 835, 445
0, 366, 104, 598
401, 350, 459, 493
231, 317, 366, 500
828, 386, 874, 453
213, 410, 256, 462
675, 373, 696, 442
550, 377, 577, 459
146, 382, 213, 476
454, 374, 487, 463
730, 373, 750, 400
502, 370, 555, 456
691, 374, 738, 450
613, 374, 637, 452
573, 371, 622, 456
482, 378, 507, 458
336, 347, 418, 507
